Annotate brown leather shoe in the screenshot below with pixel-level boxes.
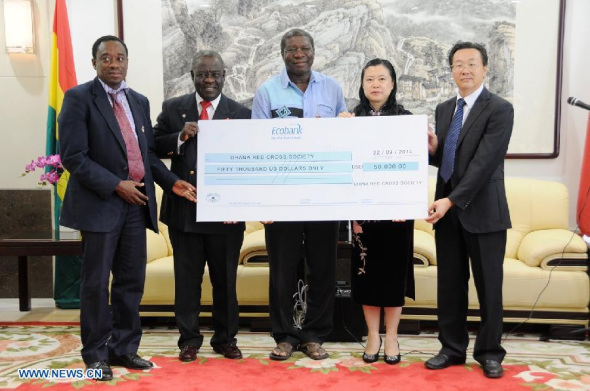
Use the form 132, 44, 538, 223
179, 345, 198, 362
213, 343, 243, 359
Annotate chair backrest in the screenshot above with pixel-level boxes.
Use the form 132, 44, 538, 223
150, 178, 573, 263
413, 177, 571, 260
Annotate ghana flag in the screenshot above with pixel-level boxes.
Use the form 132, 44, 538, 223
47, 0, 76, 203
47, 0, 80, 309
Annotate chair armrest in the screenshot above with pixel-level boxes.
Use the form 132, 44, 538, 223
146, 230, 170, 264
517, 229, 588, 270
413, 229, 436, 266
240, 229, 268, 266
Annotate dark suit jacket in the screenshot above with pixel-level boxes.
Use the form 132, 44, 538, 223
430, 87, 513, 234
59, 77, 178, 233
153, 93, 251, 234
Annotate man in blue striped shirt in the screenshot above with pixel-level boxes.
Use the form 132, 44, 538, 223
252, 28, 347, 361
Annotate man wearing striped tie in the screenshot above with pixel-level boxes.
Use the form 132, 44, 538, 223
59, 35, 196, 381
425, 42, 514, 378
153, 51, 251, 363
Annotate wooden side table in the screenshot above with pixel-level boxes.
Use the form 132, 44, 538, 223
0, 231, 82, 311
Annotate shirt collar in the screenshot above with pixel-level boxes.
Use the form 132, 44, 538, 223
195, 92, 221, 111
457, 83, 484, 107
99, 78, 129, 97
279, 67, 322, 88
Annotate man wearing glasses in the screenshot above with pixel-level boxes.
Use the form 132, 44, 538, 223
153, 51, 251, 363
425, 41, 513, 378
251, 28, 347, 361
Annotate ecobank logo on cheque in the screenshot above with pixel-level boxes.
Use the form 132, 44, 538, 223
271, 123, 302, 135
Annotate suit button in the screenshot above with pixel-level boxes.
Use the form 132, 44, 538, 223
190, 170, 195, 175
123, 166, 128, 171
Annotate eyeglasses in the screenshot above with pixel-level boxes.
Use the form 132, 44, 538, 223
451, 63, 480, 72
99, 55, 127, 65
284, 47, 313, 55
194, 71, 224, 80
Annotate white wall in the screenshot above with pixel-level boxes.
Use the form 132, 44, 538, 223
67, 0, 116, 84
122, 0, 164, 121
1, 0, 589, 228
555, 0, 590, 227
0, 0, 114, 190
504, 0, 590, 227
0, 0, 51, 189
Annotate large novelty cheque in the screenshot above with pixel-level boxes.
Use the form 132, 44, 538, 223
196, 115, 428, 222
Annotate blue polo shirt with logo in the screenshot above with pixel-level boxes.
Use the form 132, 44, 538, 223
251, 68, 346, 119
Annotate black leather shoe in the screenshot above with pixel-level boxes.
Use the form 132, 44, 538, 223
86, 361, 113, 381
482, 360, 503, 378
109, 353, 153, 370
424, 353, 465, 369
213, 343, 243, 359
179, 345, 198, 362
384, 341, 401, 365
362, 337, 382, 363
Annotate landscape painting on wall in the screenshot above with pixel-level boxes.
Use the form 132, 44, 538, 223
161, 0, 562, 156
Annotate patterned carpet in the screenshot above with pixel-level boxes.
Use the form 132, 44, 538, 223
1, 325, 589, 390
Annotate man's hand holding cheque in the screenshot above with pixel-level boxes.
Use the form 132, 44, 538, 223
180, 121, 199, 141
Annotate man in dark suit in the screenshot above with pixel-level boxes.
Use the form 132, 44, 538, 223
424, 42, 513, 378
153, 50, 251, 362
59, 35, 196, 381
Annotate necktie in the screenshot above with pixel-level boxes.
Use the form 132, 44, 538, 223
109, 93, 145, 182
440, 98, 466, 183
200, 101, 212, 120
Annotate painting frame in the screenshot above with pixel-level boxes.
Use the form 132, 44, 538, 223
506, 0, 565, 159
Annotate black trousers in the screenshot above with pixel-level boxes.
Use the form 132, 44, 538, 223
435, 206, 507, 364
79, 203, 146, 364
265, 221, 339, 346
168, 227, 244, 349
